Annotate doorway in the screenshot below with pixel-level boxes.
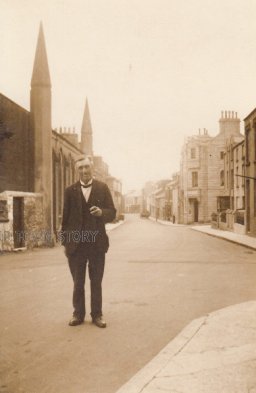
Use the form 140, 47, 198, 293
13, 197, 25, 248
194, 200, 199, 223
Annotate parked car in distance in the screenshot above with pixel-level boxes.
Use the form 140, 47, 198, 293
140, 210, 150, 218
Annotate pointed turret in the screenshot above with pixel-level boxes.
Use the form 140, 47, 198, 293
31, 22, 51, 87
30, 23, 53, 244
81, 98, 93, 156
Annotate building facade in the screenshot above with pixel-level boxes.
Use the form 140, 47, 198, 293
244, 109, 256, 236
179, 129, 212, 224
148, 179, 170, 220
179, 112, 243, 224
220, 137, 245, 233
141, 181, 155, 215
165, 172, 179, 222
106, 176, 123, 219
124, 190, 142, 213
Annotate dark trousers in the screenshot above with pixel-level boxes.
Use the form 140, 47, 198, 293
68, 245, 105, 320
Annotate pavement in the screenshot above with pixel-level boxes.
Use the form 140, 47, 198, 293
149, 216, 256, 250
116, 301, 256, 393
148, 216, 185, 227
116, 220, 256, 393
106, 220, 124, 232
191, 224, 256, 251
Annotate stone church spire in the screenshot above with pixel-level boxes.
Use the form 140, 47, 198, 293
31, 22, 51, 87
30, 22, 53, 244
81, 98, 93, 156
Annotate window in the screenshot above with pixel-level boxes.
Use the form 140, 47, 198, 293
236, 196, 239, 209
217, 196, 230, 211
191, 148, 196, 159
220, 170, 224, 186
236, 166, 239, 188
242, 164, 245, 187
231, 169, 234, 189
192, 171, 198, 187
220, 151, 224, 159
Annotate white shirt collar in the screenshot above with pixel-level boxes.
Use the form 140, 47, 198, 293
80, 179, 93, 187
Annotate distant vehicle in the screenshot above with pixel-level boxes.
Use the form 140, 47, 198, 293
140, 210, 150, 218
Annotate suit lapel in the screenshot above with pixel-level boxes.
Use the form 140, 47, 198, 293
73, 181, 83, 212
88, 180, 97, 205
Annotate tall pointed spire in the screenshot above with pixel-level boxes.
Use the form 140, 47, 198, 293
81, 98, 93, 156
30, 23, 53, 244
31, 22, 51, 87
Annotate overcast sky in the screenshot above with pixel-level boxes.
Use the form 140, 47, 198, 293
1, 0, 256, 192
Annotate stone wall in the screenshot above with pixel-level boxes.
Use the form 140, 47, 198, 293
0, 192, 45, 251
0, 94, 33, 193
23, 194, 45, 248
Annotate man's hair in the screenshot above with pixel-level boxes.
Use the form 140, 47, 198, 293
75, 155, 93, 169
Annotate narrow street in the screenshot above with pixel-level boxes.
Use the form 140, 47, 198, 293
1, 214, 256, 393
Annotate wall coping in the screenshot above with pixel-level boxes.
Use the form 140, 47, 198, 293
0, 191, 42, 198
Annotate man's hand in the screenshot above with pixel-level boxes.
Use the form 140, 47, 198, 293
89, 206, 102, 217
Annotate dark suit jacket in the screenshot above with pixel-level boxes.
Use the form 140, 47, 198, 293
61, 180, 116, 256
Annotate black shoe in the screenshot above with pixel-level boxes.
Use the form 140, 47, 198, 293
92, 316, 107, 328
68, 316, 84, 326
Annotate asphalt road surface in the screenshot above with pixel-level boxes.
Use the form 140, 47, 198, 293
1, 214, 256, 393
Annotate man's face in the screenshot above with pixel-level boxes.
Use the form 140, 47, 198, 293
78, 159, 93, 184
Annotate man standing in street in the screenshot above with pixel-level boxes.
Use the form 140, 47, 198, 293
61, 155, 116, 327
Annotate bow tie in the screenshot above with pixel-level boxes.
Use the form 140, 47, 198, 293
81, 183, 92, 188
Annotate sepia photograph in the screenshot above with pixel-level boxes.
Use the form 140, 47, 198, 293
0, 0, 256, 392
